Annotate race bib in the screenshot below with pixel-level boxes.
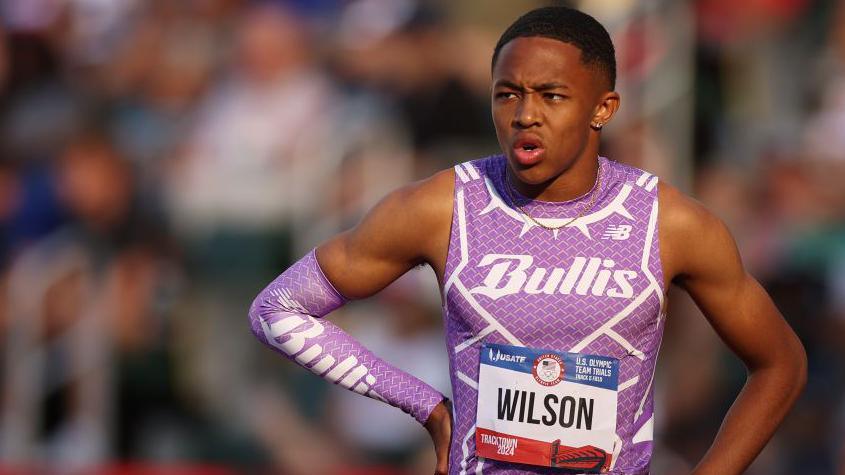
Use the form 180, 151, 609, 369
475, 343, 619, 473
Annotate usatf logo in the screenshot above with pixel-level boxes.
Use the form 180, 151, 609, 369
489, 348, 527, 364
601, 224, 632, 241
532, 353, 564, 386
470, 254, 637, 300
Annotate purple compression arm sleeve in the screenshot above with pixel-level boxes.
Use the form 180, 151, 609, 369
248, 249, 445, 424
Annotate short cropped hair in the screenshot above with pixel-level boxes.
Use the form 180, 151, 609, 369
492, 6, 616, 90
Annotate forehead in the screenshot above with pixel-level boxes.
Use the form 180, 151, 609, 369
492, 36, 595, 88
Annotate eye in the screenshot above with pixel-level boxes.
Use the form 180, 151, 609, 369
495, 91, 518, 100
543, 92, 566, 102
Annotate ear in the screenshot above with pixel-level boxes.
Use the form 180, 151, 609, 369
590, 91, 621, 130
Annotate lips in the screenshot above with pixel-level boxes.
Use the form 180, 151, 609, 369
512, 135, 546, 166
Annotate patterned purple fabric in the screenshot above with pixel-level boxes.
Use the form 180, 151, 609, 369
249, 249, 445, 424
443, 155, 665, 474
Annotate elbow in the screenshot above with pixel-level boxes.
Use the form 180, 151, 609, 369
248, 286, 271, 345
749, 335, 807, 406
791, 338, 808, 401
774, 335, 807, 406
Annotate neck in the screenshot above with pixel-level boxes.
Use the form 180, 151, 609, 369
507, 154, 601, 202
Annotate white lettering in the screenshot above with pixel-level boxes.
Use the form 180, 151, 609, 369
575, 258, 602, 295
524, 268, 547, 294
541, 268, 565, 294
261, 312, 378, 392
267, 315, 324, 355
295, 343, 323, 365
339, 364, 369, 388
607, 270, 636, 298
480, 434, 518, 456
590, 259, 615, 296
472, 254, 533, 299
325, 355, 358, 382
559, 257, 586, 294
470, 254, 638, 299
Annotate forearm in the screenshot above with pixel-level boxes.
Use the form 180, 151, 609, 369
692, 358, 806, 474
248, 250, 445, 424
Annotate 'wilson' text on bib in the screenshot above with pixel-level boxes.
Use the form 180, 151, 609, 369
475, 343, 619, 472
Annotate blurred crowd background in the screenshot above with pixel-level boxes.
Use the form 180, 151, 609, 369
0, 0, 843, 474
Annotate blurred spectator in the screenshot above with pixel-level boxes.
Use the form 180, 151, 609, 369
0, 133, 177, 469
332, 2, 500, 172
0, 31, 84, 162
165, 2, 412, 267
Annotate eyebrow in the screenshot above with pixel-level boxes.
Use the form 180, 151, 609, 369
493, 80, 570, 91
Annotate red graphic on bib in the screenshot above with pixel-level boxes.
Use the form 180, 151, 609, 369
532, 353, 564, 386
475, 428, 611, 472
551, 440, 611, 472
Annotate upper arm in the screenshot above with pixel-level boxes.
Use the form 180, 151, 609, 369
659, 183, 805, 371
315, 168, 454, 300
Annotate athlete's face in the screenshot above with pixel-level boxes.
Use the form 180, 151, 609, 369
491, 36, 619, 187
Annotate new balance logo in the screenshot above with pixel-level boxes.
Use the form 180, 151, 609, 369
470, 254, 637, 300
602, 224, 632, 241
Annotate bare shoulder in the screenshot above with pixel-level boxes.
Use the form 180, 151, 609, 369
657, 181, 720, 239
384, 166, 455, 273
657, 180, 742, 286
399, 166, 456, 224
370, 167, 454, 254
329, 166, 454, 254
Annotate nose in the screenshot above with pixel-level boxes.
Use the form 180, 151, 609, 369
513, 93, 541, 129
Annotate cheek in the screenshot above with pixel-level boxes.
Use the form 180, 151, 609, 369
546, 114, 591, 154
491, 106, 511, 140
491, 103, 509, 124
550, 106, 591, 134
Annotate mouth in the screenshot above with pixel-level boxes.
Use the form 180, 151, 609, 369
512, 137, 545, 165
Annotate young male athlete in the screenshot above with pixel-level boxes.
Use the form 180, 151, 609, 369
248, 7, 806, 474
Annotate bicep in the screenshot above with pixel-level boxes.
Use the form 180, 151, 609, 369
676, 212, 801, 370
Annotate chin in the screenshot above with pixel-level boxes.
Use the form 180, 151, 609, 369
508, 161, 552, 185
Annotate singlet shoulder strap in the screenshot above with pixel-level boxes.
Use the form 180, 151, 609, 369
453, 160, 484, 184
621, 165, 660, 193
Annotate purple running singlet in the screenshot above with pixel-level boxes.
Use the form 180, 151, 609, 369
443, 155, 664, 474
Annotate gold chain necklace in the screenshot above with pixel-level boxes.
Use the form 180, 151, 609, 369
504, 161, 603, 231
